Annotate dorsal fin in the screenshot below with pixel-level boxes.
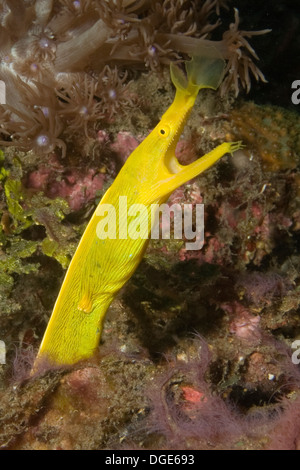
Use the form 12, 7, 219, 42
170, 45, 225, 94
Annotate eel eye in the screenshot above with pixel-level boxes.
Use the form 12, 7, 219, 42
159, 124, 170, 137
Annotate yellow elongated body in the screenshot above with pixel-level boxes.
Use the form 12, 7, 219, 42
33, 51, 243, 369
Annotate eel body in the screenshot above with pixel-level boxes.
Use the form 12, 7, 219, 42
33, 51, 243, 368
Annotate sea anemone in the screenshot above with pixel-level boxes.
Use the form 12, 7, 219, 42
56, 73, 103, 138
0, 0, 270, 157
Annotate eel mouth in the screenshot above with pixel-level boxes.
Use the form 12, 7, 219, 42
166, 153, 181, 174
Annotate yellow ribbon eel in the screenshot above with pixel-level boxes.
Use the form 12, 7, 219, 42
32, 49, 243, 370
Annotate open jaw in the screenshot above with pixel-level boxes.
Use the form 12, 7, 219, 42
162, 112, 191, 175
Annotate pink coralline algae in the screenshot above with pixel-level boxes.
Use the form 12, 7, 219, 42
178, 235, 226, 264
47, 170, 105, 211
25, 128, 145, 211
26, 160, 105, 211
25, 128, 144, 211
175, 138, 198, 165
